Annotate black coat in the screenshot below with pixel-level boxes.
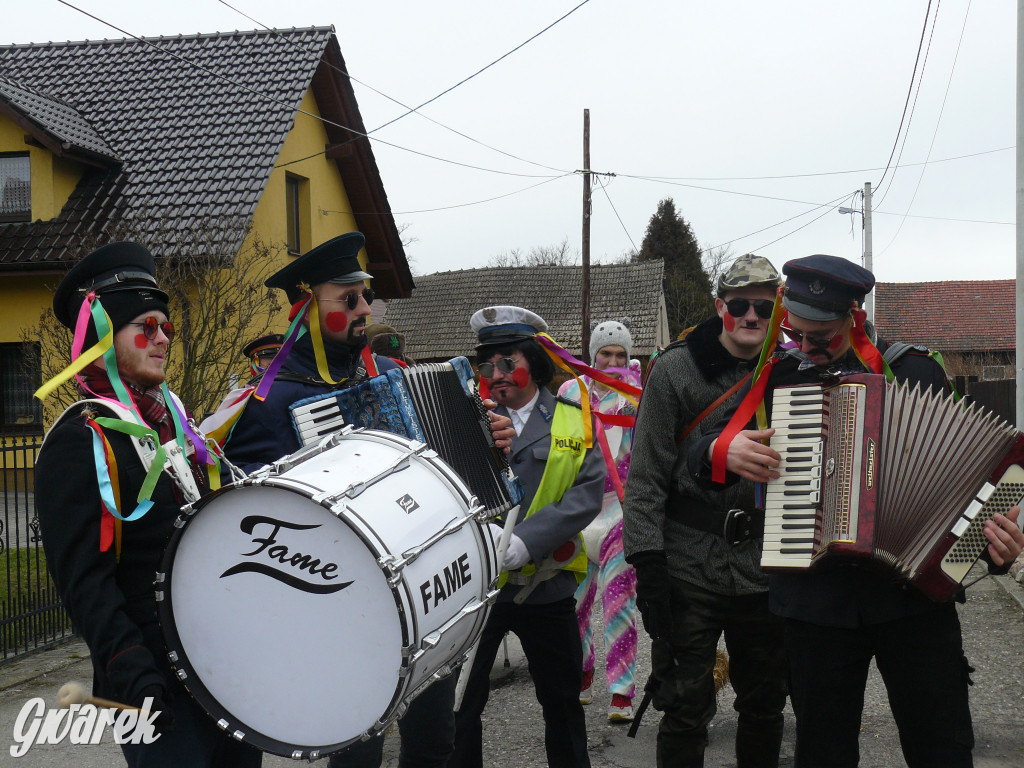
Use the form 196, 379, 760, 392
225, 333, 399, 472
35, 402, 207, 704
689, 341, 998, 629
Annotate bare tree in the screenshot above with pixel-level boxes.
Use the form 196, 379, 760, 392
701, 244, 733, 293
488, 237, 579, 267
23, 217, 284, 424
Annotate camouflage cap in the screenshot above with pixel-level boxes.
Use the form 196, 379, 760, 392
717, 254, 782, 296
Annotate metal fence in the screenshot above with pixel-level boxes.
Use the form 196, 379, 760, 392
0, 429, 73, 662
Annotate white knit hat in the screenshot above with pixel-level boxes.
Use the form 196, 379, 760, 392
590, 318, 633, 361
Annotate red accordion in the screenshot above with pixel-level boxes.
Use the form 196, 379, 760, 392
761, 373, 1024, 601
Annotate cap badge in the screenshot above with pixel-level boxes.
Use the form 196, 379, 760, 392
808, 279, 826, 295
483, 307, 497, 322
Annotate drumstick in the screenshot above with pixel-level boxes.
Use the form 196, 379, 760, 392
454, 504, 521, 712
57, 682, 139, 712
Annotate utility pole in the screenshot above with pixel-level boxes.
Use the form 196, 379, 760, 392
581, 109, 592, 363
863, 181, 874, 323
839, 182, 874, 322
1016, 0, 1024, 427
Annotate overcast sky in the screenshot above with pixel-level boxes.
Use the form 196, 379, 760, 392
4, 1, 1017, 283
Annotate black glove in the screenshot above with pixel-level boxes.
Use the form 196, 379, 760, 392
133, 684, 174, 735
629, 550, 674, 641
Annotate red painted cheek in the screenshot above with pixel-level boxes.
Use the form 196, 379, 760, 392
512, 369, 530, 388
133, 334, 149, 349
722, 314, 736, 332
828, 333, 845, 351
478, 378, 491, 400
325, 312, 348, 333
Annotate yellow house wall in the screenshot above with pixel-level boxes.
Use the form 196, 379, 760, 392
248, 86, 366, 335
0, 114, 87, 222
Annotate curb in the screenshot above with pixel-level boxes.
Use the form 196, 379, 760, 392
991, 573, 1024, 612
0, 637, 90, 693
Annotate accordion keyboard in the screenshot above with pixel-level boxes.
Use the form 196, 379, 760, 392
762, 386, 825, 569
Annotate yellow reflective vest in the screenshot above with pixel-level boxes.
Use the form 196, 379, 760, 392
500, 399, 591, 587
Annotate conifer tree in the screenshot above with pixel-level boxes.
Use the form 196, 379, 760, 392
636, 198, 714, 338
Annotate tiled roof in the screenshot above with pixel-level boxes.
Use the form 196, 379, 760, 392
0, 75, 120, 162
0, 28, 413, 296
381, 261, 666, 359
874, 280, 1014, 352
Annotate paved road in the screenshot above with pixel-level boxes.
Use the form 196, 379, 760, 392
1, 573, 1022, 767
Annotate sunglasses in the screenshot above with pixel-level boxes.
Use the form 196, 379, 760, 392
478, 357, 520, 379
321, 288, 375, 311
725, 298, 775, 320
129, 317, 175, 342
780, 324, 844, 349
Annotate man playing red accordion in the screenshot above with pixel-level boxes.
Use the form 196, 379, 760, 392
690, 254, 1024, 768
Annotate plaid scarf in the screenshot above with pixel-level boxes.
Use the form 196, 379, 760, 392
77, 368, 176, 446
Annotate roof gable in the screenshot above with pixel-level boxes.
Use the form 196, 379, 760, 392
874, 280, 1014, 352
0, 28, 411, 295
382, 262, 666, 360
0, 76, 120, 164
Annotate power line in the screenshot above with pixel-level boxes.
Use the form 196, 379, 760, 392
594, 177, 639, 256
609, 146, 1012, 183
874, 0, 942, 208
321, 173, 574, 216
748, 195, 856, 254
700, 191, 857, 255
875, 0, 934, 192
616, 174, 852, 208
879, 0, 979, 255
217, 0, 575, 175
56, 0, 565, 180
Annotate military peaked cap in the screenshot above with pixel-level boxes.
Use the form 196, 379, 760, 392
266, 232, 372, 304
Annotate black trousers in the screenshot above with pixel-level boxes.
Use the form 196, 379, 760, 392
784, 603, 975, 768
119, 689, 262, 768
652, 579, 787, 768
451, 597, 591, 768
328, 673, 457, 768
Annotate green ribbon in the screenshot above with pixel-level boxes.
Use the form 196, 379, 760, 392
94, 417, 166, 504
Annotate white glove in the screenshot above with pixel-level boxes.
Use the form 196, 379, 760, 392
503, 534, 530, 571
488, 523, 504, 547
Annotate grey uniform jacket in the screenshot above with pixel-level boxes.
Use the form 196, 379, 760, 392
496, 387, 606, 604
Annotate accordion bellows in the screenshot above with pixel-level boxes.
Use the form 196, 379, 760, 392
289, 357, 523, 518
763, 373, 1024, 600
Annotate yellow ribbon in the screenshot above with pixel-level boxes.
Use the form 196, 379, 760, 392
304, 287, 345, 386
34, 333, 113, 401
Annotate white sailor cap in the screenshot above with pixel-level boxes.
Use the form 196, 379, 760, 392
471, 305, 548, 349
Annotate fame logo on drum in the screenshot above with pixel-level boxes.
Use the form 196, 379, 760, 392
396, 494, 420, 514
420, 553, 472, 614
220, 515, 354, 595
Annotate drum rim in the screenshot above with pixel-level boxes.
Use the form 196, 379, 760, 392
156, 484, 410, 758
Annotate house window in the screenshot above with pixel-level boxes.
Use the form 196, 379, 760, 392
285, 174, 306, 255
0, 343, 43, 431
0, 154, 31, 223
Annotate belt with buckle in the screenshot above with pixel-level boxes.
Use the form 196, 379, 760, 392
665, 495, 764, 546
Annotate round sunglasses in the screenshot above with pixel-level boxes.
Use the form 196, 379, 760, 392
320, 288, 375, 311
478, 356, 521, 379
724, 298, 775, 320
128, 317, 175, 342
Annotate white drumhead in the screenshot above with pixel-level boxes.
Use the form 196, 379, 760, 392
167, 485, 402, 748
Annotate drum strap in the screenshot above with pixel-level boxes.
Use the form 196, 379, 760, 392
45, 397, 203, 553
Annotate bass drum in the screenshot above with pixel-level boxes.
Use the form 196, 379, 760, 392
157, 428, 498, 759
